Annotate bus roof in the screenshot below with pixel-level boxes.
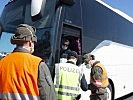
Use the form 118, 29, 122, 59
96, 0, 133, 23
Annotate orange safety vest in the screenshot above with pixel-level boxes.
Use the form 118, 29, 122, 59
90, 63, 109, 88
0, 52, 42, 99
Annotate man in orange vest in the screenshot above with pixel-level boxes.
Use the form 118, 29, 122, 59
0, 24, 56, 100
83, 53, 109, 100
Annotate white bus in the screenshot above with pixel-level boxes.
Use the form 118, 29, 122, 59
0, 0, 133, 99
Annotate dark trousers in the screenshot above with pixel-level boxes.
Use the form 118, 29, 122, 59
90, 93, 108, 100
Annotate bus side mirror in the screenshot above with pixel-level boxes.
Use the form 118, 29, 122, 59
31, 0, 46, 21
60, 0, 75, 6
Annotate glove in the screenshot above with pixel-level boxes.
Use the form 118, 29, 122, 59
75, 94, 81, 100
88, 83, 97, 91
88, 84, 91, 90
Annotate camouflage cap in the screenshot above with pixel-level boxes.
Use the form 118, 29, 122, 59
11, 24, 37, 44
83, 53, 95, 63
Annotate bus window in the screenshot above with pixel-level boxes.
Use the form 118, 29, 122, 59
33, 30, 51, 65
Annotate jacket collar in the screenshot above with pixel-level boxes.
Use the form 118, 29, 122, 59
13, 46, 30, 53
66, 61, 75, 65
92, 61, 100, 67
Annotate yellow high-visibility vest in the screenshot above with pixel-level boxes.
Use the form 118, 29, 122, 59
54, 63, 82, 100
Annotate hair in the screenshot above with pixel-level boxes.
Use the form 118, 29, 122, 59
67, 51, 78, 60
82, 53, 95, 64
62, 38, 70, 44
67, 55, 76, 60
90, 54, 95, 60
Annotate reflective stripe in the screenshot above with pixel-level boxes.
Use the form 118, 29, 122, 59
55, 63, 81, 99
91, 80, 102, 87
0, 93, 40, 100
55, 64, 80, 91
55, 85, 80, 91
56, 91, 78, 97
90, 77, 108, 87
95, 81, 102, 86
55, 64, 60, 85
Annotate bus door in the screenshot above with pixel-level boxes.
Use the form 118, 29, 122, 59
61, 23, 82, 64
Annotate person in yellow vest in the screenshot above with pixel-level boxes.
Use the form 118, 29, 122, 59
83, 53, 109, 100
54, 51, 88, 100
0, 24, 56, 100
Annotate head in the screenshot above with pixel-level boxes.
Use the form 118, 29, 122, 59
60, 53, 68, 63
67, 51, 78, 64
11, 24, 37, 53
83, 53, 95, 68
61, 38, 70, 50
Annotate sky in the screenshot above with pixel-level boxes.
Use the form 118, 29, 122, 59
0, 0, 133, 52
102, 0, 133, 18
0, 0, 15, 52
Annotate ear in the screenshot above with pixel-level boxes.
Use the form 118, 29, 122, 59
90, 56, 92, 60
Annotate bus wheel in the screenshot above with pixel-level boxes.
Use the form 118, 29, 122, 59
106, 83, 113, 100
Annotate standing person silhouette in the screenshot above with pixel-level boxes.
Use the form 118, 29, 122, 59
83, 53, 109, 100
0, 24, 56, 100
54, 51, 88, 100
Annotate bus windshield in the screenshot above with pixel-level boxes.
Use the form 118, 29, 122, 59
0, 0, 57, 33
0, 30, 52, 65
32, 0, 56, 28
33, 29, 52, 65
0, 0, 57, 65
